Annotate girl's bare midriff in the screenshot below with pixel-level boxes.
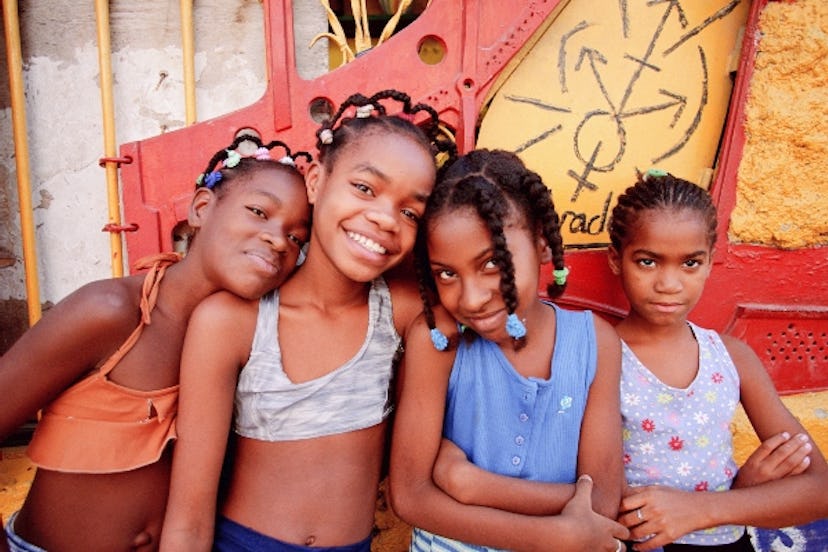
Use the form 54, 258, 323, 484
15, 451, 172, 551
221, 423, 387, 547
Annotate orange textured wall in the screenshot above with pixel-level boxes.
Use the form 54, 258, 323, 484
731, 0, 828, 248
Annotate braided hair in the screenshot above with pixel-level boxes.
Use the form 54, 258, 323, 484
181, 134, 311, 251
608, 170, 718, 252
314, 89, 456, 173
415, 149, 568, 349
195, 134, 312, 198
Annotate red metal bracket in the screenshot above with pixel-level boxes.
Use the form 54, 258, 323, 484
101, 222, 139, 233
98, 155, 133, 168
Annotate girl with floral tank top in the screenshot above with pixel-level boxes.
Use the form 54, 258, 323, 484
607, 170, 828, 551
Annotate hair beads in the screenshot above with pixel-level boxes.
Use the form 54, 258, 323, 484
196, 135, 312, 195
314, 89, 456, 174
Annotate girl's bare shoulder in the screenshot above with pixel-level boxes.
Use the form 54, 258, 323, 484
386, 275, 426, 335
39, 275, 145, 339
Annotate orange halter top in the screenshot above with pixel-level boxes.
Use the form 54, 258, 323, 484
26, 254, 182, 474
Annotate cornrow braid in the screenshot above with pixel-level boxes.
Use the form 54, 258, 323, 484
413, 224, 438, 332
414, 171, 455, 348
524, 172, 567, 299
314, 89, 456, 173
608, 170, 718, 252
195, 134, 311, 197
417, 149, 565, 349
472, 179, 520, 315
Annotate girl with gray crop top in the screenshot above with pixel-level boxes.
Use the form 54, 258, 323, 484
161, 90, 456, 552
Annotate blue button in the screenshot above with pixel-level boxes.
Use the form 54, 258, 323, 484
519, 413, 529, 422
511, 455, 521, 465
515, 435, 525, 445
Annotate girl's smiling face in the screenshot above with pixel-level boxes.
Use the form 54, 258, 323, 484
609, 207, 713, 328
189, 166, 311, 300
304, 131, 436, 283
427, 206, 547, 346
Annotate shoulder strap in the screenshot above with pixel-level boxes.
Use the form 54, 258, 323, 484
98, 253, 181, 377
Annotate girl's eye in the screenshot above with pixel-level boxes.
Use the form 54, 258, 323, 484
287, 234, 306, 247
636, 258, 655, 267
353, 182, 374, 196
247, 206, 266, 219
434, 269, 455, 282
483, 259, 498, 271
401, 208, 420, 223
684, 259, 702, 268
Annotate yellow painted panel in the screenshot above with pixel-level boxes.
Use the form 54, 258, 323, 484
731, 390, 828, 466
478, 0, 749, 248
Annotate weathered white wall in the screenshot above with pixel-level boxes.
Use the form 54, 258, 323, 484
0, 1, 326, 346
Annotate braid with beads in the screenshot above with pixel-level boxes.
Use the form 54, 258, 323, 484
608, 170, 718, 252
524, 172, 567, 299
195, 134, 311, 197
315, 89, 456, 173
416, 149, 568, 350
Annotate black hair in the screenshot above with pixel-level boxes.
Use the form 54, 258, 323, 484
314, 89, 456, 173
415, 149, 567, 349
608, 170, 718, 252
196, 134, 312, 198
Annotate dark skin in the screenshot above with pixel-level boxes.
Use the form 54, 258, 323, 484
0, 166, 310, 551
609, 208, 828, 550
161, 131, 436, 551
4, 268, 196, 551
389, 207, 628, 551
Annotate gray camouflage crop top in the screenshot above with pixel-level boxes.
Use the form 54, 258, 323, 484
234, 277, 400, 441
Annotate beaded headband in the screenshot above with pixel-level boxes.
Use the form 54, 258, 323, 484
196, 139, 309, 190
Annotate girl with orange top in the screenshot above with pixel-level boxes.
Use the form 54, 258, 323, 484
0, 135, 312, 552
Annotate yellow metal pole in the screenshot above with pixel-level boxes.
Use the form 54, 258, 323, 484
3, 0, 42, 325
94, 0, 125, 277
180, 0, 197, 125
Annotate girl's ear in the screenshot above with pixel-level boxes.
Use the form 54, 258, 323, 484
607, 246, 622, 276
304, 161, 324, 205
536, 234, 552, 264
188, 187, 215, 230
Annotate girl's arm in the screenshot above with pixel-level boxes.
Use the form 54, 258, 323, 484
432, 313, 623, 518
733, 430, 812, 488
160, 292, 257, 552
619, 335, 828, 551
432, 438, 578, 515
0, 279, 138, 439
575, 315, 624, 517
389, 312, 629, 551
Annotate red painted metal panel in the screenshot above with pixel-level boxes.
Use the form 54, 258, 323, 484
724, 304, 828, 393
120, 0, 828, 389
121, 0, 569, 262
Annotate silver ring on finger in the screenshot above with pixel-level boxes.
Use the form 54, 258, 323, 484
615, 538, 624, 552
636, 508, 644, 522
